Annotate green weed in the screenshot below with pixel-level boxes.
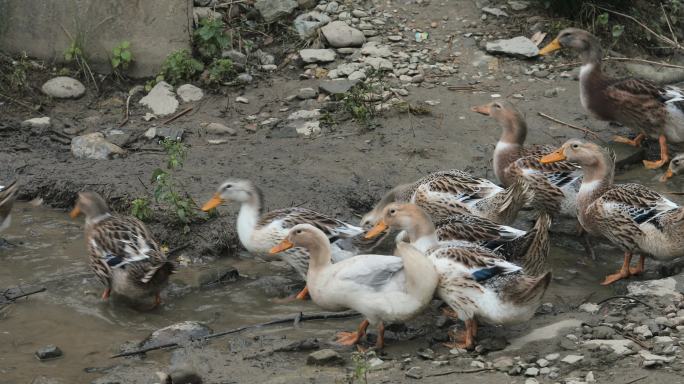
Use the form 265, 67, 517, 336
204, 58, 235, 85
111, 41, 133, 73
159, 49, 204, 86
130, 198, 152, 221
194, 18, 230, 59
151, 138, 197, 229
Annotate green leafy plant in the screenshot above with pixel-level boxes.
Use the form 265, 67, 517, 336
204, 58, 235, 85
0, 52, 31, 92
340, 68, 386, 129
194, 18, 230, 59
131, 198, 152, 221
111, 41, 133, 72
159, 49, 204, 85
350, 351, 372, 384
151, 138, 197, 229
64, 40, 84, 62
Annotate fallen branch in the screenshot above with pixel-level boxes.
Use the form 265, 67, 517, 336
161, 107, 193, 125
597, 295, 654, 310
624, 375, 648, 384
425, 367, 494, 377
119, 86, 144, 128
1, 286, 46, 307
111, 310, 359, 358
538, 112, 602, 141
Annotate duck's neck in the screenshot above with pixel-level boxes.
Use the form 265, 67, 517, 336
405, 214, 439, 253
494, 117, 527, 185
236, 194, 263, 250
307, 240, 333, 271
577, 44, 610, 115
577, 153, 614, 215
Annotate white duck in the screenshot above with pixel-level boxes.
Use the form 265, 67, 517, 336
201, 179, 387, 299
270, 224, 438, 349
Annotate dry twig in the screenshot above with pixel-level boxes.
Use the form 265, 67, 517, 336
592, 5, 683, 51
425, 367, 494, 377
537, 112, 602, 141
161, 107, 194, 125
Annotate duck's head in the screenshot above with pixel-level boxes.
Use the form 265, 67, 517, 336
539, 28, 602, 62
662, 154, 684, 182
365, 202, 430, 239
540, 139, 606, 167
471, 100, 526, 138
201, 179, 261, 211
70, 192, 110, 220
269, 224, 329, 255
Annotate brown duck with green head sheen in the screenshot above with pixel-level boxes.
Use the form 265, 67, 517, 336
540, 28, 684, 170
541, 139, 684, 285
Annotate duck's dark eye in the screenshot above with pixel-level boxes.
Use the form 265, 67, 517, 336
493, 103, 501, 109
389, 209, 396, 215
572, 144, 579, 149
296, 230, 302, 234
674, 160, 680, 165
224, 184, 232, 189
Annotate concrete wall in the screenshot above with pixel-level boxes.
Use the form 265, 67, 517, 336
0, 0, 193, 77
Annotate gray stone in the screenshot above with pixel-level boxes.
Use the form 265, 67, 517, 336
176, 84, 203, 102
297, 87, 318, 99
579, 303, 600, 314
536, 358, 549, 367
584, 340, 637, 356
288, 109, 320, 120
41, 76, 85, 99
545, 353, 560, 361
294, 11, 331, 39
319, 79, 360, 95
634, 325, 653, 338
299, 49, 337, 63
193, 7, 222, 23
21, 117, 51, 130
204, 122, 236, 135
592, 326, 616, 339
71, 133, 126, 160
352, 9, 368, 17
254, 50, 275, 65
35, 345, 63, 360
306, 349, 343, 366
561, 354, 584, 364
291, 120, 320, 138
222, 50, 247, 68
365, 57, 393, 70
628, 278, 680, 297
139, 81, 179, 116
493, 356, 514, 371
348, 70, 366, 81
482, 7, 509, 17
254, 0, 298, 22
360, 42, 392, 57
144, 127, 184, 141
237, 73, 253, 84
321, 21, 365, 48
405, 367, 423, 379
324, 1, 338, 13
336, 62, 362, 76
138, 321, 212, 350
416, 348, 435, 360
639, 350, 675, 363
508, 0, 530, 10
525, 379, 539, 384
525, 367, 539, 376
235, 96, 249, 104
486, 36, 539, 58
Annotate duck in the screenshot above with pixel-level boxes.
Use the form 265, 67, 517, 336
365, 203, 551, 349
541, 139, 684, 285
0, 180, 19, 233
201, 179, 387, 299
270, 224, 438, 349
360, 170, 528, 228
70, 192, 177, 306
661, 153, 684, 182
540, 28, 684, 169
471, 101, 582, 216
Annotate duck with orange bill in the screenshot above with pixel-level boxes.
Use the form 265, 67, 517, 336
0, 180, 20, 234
270, 224, 438, 349
201, 179, 387, 300
365, 203, 551, 350
661, 153, 684, 182
539, 28, 684, 170
70, 192, 176, 307
540, 139, 684, 285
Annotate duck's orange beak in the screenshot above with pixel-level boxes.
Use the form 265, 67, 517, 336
471, 103, 492, 116
539, 38, 562, 55
69, 206, 81, 219
540, 148, 566, 164
365, 220, 388, 239
661, 168, 674, 182
201, 193, 224, 211
270, 239, 294, 254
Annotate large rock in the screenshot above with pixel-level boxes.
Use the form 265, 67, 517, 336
41, 77, 85, 99
321, 21, 365, 48
138, 321, 213, 350
360, 42, 392, 57
176, 84, 204, 102
307, 349, 344, 366
255, 0, 298, 22
139, 81, 179, 116
71, 133, 126, 160
319, 79, 360, 94
299, 49, 337, 63
21, 117, 51, 130
584, 340, 636, 356
294, 11, 331, 39
486, 36, 539, 58
364, 57, 393, 70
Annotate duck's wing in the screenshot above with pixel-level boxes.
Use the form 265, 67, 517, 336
511, 155, 582, 189
604, 78, 669, 127
435, 214, 526, 244
258, 207, 363, 242
336, 255, 404, 290
596, 183, 679, 225
429, 243, 521, 281
88, 215, 174, 285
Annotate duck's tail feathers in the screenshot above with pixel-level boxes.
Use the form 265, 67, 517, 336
141, 260, 177, 284
496, 227, 536, 263
497, 179, 528, 224
396, 242, 438, 302
522, 212, 551, 277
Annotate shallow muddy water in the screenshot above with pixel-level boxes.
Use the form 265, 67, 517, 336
0, 197, 677, 382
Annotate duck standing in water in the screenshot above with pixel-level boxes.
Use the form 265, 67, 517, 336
70, 192, 176, 307
0, 180, 19, 234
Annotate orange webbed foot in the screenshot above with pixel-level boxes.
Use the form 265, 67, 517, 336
643, 159, 668, 170
336, 331, 362, 346
612, 134, 645, 147
600, 270, 631, 285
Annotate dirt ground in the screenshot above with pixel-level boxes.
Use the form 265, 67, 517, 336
2, 0, 684, 383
